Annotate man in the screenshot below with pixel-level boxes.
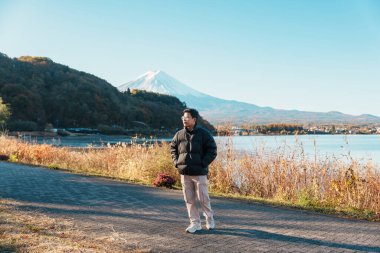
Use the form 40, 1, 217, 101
170, 108, 217, 233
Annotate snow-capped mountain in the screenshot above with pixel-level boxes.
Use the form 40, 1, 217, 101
118, 71, 380, 124
119, 70, 204, 97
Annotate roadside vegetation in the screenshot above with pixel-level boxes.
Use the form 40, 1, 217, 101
0, 134, 379, 221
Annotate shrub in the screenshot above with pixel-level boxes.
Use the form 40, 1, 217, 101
153, 173, 177, 188
0, 154, 9, 161
48, 164, 60, 170
57, 129, 70, 136
8, 154, 18, 162
7, 120, 39, 131
0, 97, 11, 128
97, 124, 125, 135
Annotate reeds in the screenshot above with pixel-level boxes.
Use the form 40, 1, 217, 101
209, 137, 380, 216
0, 135, 179, 185
1, 134, 379, 217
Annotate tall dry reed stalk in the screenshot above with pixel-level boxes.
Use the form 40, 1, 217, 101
209, 136, 380, 215
1, 134, 379, 215
0, 135, 179, 185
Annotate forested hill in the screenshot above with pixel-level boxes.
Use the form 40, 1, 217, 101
0, 53, 214, 131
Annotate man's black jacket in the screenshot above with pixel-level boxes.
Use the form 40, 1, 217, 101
170, 125, 217, 175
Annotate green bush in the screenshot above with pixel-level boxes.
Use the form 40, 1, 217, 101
7, 120, 39, 131
0, 97, 11, 128
97, 124, 125, 135
48, 164, 60, 170
9, 154, 18, 162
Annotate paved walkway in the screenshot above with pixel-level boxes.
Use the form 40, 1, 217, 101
0, 162, 379, 253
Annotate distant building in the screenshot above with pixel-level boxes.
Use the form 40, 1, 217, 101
231, 126, 247, 136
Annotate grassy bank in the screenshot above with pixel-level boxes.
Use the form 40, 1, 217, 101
0, 135, 379, 221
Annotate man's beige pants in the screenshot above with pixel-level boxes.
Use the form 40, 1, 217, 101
180, 175, 214, 225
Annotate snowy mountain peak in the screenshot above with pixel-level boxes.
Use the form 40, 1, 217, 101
117, 71, 380, 124
140, 70, 161, 79
118, 70, 207, 97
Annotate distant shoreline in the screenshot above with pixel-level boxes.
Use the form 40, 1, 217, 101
5, 130, 380, 139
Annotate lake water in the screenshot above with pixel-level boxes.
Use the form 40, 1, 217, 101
19, 134, 168, 147
215, 135, 380, 166
21, 134, 380, 165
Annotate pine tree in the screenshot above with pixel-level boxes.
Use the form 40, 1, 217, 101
0, 97, 11, 128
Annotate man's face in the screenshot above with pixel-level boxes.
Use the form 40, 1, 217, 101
182, 112, 196, 129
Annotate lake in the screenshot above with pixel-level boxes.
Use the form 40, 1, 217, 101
20, 134, 380, 165
215, 135, 380, 165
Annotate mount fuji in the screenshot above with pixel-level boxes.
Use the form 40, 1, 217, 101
118, 71, 380, 125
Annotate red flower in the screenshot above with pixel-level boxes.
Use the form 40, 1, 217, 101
153, 173, 176, 188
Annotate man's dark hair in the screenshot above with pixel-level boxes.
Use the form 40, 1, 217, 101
183, 108, 200, 119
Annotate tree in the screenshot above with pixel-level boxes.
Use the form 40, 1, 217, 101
0, 53, 213, 131
0, 97, 11, 128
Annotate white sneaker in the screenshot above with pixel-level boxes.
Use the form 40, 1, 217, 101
206, 220, 215, 230
185, 223, 202, 233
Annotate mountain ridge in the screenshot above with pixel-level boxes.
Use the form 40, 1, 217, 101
119, 70, 380, 125
0, 54, 215, 131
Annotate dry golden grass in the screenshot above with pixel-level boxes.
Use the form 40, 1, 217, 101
0, 199, 147, 253
209, 137, 380, 219
0, 134, 379, 220
0, 135, 179, 186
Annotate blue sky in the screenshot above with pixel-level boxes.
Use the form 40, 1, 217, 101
1, 0, 379, 116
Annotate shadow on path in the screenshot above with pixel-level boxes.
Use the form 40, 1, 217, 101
196, 228, 380, 252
